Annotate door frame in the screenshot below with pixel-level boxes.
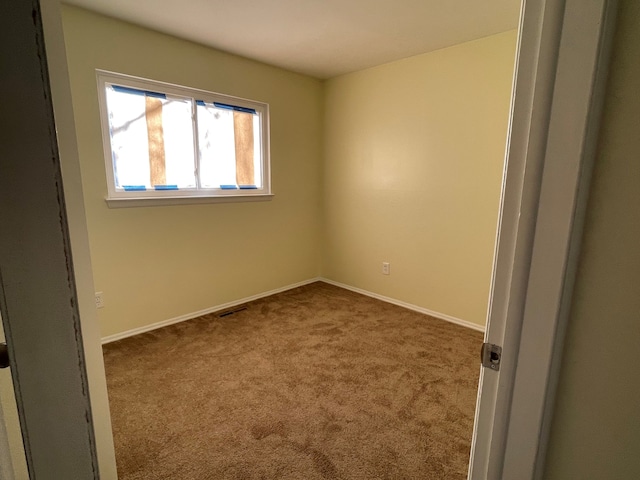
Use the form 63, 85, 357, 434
0, 0, 99, 477
469, 0, 617, 478
0, 0, 116, 478
0, 0, 617, 478
39, 0, 119, 478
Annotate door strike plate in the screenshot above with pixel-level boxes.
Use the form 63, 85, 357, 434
481, 343, 502, 371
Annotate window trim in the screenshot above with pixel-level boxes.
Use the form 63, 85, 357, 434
96, 70, 272, 205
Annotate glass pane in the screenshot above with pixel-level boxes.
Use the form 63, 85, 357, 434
105, 86, 196, 190
161, 99, 196, 188
196, 102, 262, 189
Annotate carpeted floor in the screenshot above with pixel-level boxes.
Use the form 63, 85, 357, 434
103, 282, 483, 480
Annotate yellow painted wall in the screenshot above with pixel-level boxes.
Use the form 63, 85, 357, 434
62, 5, 517, 337
61, 6, 324, 338
544, 1, 640, 478
322, 31, 517, 326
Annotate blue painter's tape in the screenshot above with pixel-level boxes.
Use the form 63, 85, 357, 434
111, 85, 144, 97
123, 185, 147, 191
196, 100, 206, 106
213, 102, 257, 115
220, 185, 238, 190
145, 91, 166, 99
154, 185, 179, 191
111, 84, 166, 99
238, 185, 258, 189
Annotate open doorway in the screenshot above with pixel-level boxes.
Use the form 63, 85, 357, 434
57, 2, 519, 479
1, 0, 617, 478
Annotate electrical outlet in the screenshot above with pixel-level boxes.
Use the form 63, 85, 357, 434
95, 292, 104, 309
382, 262, 390, 275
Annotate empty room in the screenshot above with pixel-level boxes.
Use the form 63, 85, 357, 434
60, 0, 517, 478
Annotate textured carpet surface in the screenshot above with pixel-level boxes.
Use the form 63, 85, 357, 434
103, 282, 483, 479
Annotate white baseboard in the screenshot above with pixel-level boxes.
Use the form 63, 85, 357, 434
101, 277, 322, 344
102, 275, 485, 344
318, 278, 486, 333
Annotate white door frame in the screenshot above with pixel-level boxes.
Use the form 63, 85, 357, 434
39, 0, 119, 478
0, 0, 617, 478
469, 0, 617, 478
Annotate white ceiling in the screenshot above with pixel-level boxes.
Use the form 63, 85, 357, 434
64, 0, 521, 79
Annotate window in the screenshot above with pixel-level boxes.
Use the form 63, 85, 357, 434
96, 71, 271, 205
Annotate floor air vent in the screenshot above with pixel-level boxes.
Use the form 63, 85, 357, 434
218, 306, 248, 318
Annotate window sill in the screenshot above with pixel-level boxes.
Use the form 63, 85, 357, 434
105, 193, 274, 208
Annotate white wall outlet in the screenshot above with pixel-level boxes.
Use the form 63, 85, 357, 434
382, 262, 390, 275
95, 292, 104, 309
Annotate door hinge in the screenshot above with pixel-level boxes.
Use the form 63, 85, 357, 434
481, 342, 502, 371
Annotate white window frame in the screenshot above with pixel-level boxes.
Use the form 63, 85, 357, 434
96, 70, 272, 207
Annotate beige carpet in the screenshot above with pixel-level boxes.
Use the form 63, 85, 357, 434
103, 282, 482, 479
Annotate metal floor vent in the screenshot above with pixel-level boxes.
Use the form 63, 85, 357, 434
218, 306, 248, 318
